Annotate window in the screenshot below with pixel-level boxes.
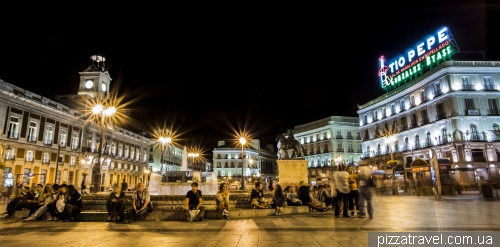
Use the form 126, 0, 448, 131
400, 99, 405, 111
381, 107, 386, 118
410, 114, 417, 127
391, 103, 396, 115
118, 144, 123, 157
470, 123, 479, 140
421, 109, 429, 123
356, 132, 361, 139
410, 95, 415, 106
435, 82, 442, 95
124, 145, 129, 158
391, 120, 396, 132
23, 168, 31, 184
27, 121, 37, 142
348, 143, 353, 151
488, 99, 499, 115
70, 156, 76, 166
71, 132, 79, 149
364, 129, 369, 140
346, 131, 352, 139
436, 103, 445, 118
462, 76, 471, 87
373, 110, 378, 120
43, 153, 49, 163
471, 149, 486, 162
441, 127, 448, 143
375, 125, 380, 137
59, 129, 67, 146
363, 115, 368, 124
494, 123, 500, 131
8, 116, 19, 138
420, 90, 425, 102
44, 125, 53, 144
415, 135, 421, 148
465, 98, 475, 110
40, 170, 47, 184
55, 170, 61, 184
69, 171, 74, 184
26, 151, 34, 162
401, 117, 408, 129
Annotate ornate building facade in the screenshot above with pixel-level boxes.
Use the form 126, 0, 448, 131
358, 60, 500, 192
0, 56, 151, 190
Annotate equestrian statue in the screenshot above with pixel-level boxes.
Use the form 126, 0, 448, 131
276, 130, 306, 159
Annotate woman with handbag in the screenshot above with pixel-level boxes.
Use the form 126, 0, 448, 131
272, 185, 286, 215
216, 183, 230, 219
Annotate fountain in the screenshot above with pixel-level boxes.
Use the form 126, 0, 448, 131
149, 146, 218, 195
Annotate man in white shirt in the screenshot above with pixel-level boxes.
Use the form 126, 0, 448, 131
332, 165, 350, 218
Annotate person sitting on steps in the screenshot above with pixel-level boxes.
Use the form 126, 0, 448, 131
216, 182, 230, 219
107, 183, 126, 222
250, 182, 270, 209
125, 182, 150, 224
297, 181, 329, 212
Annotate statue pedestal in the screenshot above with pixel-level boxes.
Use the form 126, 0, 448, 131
277, 159, 308, 190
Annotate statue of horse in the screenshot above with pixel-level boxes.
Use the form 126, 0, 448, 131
276, 134, 306, 159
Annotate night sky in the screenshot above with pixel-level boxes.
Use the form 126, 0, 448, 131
0, 1, 498, 159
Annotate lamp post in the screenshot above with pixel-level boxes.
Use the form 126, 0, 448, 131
54, 142, 62, 184
239, 137, 247, 190
159, 136, 171, 174
188, 152, 199, 170
91, 103, 116, 193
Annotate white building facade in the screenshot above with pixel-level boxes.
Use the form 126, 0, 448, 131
358, 60, 500, 192
212, 140, 277, 186
290, 116, 362, 185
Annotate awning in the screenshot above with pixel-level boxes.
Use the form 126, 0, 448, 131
411, 158, 429, 167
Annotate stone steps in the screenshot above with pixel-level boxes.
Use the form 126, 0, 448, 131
13, 206, 311, 221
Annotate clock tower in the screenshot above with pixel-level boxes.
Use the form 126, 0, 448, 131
78, 54, 112, 98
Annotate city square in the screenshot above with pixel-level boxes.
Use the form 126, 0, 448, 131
0, 1, 499, 247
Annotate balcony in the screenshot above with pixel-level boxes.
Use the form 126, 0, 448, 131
420, 96, 427, 103
346, 135, 353, 140
347, 148, 354, 153
7, 131, 19, 139
42, 159, 50, 164
25, 157, 34, 162
71, 145, 79, 150
335, 135, 343, 139
5, 155, 15, 160
409, 122, 418, 129
356, 136, 361, 140
466, 109, 480, 116
336, 148, 344, 152
487, 109, 500, 116
27, 135, 37, 143
410, 101, 416, 108
81, 147, 92, 152
461, 83, 475, 91
401, 125, 409, 131
43, 139, 53, 145
435, 89, 443, 96
484, 83, 497, 91
468, 134, 485, 142
59, 142, 66, 148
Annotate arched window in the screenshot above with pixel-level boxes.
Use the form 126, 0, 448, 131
377, 144, 381, 155
425, 131, 432, 146
494, 123, 500, 130
470, 123, 479, 140
217, 170, 221, 176
415, 135, 421, 148
375, 125, 380, 137
385, 144, 390, 154
441, 127, 447, 143
404, 137, 409, 150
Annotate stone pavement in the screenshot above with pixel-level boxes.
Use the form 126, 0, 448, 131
0, 194, 498, 247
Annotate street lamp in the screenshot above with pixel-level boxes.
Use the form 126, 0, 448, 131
188, 152, 199, 170
159, 136, 172, 174
239, 137, 247, 190
91, 103, 116, 193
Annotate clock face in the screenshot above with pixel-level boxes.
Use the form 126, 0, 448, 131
85, 80, 94, 89
101, 83, 107, 92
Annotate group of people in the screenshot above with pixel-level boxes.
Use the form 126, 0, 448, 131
0, 183, 82, 221
333, 165, 374, 218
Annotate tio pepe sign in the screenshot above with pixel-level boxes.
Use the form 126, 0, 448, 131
378, 26, 457, 90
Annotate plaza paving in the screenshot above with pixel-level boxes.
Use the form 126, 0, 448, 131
0, 194, 498, 247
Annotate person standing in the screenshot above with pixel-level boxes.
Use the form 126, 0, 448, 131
333, 165, 350, 217
125, 182, 149, 223
346, 166, 360, 216
121, 179, 128, 192
358, 166, 374, 218
216, 182, 230, 219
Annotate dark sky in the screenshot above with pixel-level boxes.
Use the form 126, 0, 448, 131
0, 1, 498, 159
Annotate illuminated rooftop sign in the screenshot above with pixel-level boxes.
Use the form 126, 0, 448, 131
378, 26, 458, 90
